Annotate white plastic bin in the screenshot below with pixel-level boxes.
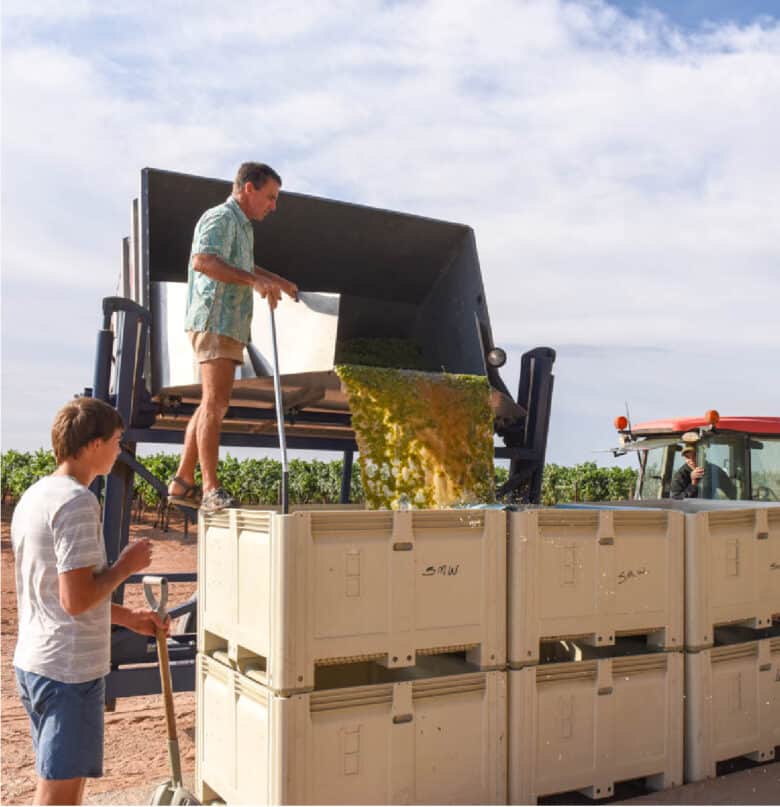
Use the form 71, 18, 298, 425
199, 508, 506, 693
685, 635, 779, 782
508, 509, 684, 665
685, 507, 780, 650
508, 651, 683, 804
196, 653, 507, 805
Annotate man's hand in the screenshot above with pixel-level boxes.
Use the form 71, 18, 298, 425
691, 466, 705, 484
252, 275, 283, 309
112, 605, 170, 637
115, 539, 153, 576
271, 273, 299, 302
254, 266, 298, 309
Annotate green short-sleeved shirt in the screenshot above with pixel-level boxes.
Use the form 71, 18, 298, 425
184, 196, 255, 344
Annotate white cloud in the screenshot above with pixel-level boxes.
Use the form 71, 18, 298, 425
1, 0, 97, 21
2, 0, 779, 461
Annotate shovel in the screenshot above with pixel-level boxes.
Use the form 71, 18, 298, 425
144, 575, 197, 805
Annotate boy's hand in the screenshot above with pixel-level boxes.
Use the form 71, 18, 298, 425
124, 608, 170, 637
116, 539, 153, 575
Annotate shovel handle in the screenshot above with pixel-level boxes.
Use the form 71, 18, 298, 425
156, 627, 183, 786
143, 575, 169, 618
143, 576, 182, 786
156, 628, 178, 740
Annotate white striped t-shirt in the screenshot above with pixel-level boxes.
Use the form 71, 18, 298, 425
12, 475, 110, 683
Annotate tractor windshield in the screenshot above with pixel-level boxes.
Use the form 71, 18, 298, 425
633, 430, 780, 500
750, 437, 780, 501
638, 446, 667, 499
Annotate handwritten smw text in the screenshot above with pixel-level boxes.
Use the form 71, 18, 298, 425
617, 567, 648, 585
422, 564, 460, 577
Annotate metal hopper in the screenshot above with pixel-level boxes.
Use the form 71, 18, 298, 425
131, 168, 522, 444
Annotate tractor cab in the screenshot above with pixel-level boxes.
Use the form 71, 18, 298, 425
611, 412, 780, 502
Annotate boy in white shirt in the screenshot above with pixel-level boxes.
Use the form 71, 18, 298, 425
12, 397, 167, 805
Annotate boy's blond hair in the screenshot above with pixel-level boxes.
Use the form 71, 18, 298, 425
51, 398, 125, 464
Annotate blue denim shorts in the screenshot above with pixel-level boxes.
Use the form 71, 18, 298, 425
15, 667, 105, 780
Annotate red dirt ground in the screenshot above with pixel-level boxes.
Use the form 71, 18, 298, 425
1, 509, 197, 805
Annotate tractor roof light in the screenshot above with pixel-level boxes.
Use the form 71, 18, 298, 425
614, 415, 629, 431
705, 409, 720, 426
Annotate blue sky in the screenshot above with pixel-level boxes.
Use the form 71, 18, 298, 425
2, 0, 779, 469
613, 0, 779, 29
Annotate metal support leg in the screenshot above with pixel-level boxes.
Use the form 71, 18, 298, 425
93, 328, 114, 403
104, 459, 135, 604
519, 348, 555, 504
498, 347, 556, 504
340, 450, 354, 504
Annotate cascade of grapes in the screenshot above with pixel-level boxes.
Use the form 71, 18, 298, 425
336, 364, 495, 510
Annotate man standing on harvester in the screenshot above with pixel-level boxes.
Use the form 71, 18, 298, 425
167, 162, 298, 514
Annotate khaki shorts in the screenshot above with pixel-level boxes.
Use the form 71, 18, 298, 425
188, 331, 245, 365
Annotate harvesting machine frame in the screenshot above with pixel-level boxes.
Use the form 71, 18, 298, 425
89, 168, 556, 701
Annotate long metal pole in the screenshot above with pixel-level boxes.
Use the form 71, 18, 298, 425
269, 305, 289, 514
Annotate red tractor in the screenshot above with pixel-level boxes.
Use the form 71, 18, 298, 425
612, 411, 780, 502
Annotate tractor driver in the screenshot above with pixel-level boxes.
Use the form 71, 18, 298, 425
671, 443, 737, 500
670, 444, 704, 499
167, 162, 298, 514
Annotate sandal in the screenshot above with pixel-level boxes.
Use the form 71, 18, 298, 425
167, 476, 202, 508
200, 487, 238, 514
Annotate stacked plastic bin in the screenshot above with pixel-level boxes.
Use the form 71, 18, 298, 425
506, 507, 685, 804
683, 505, 780, 782
195, 507, 508, 805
